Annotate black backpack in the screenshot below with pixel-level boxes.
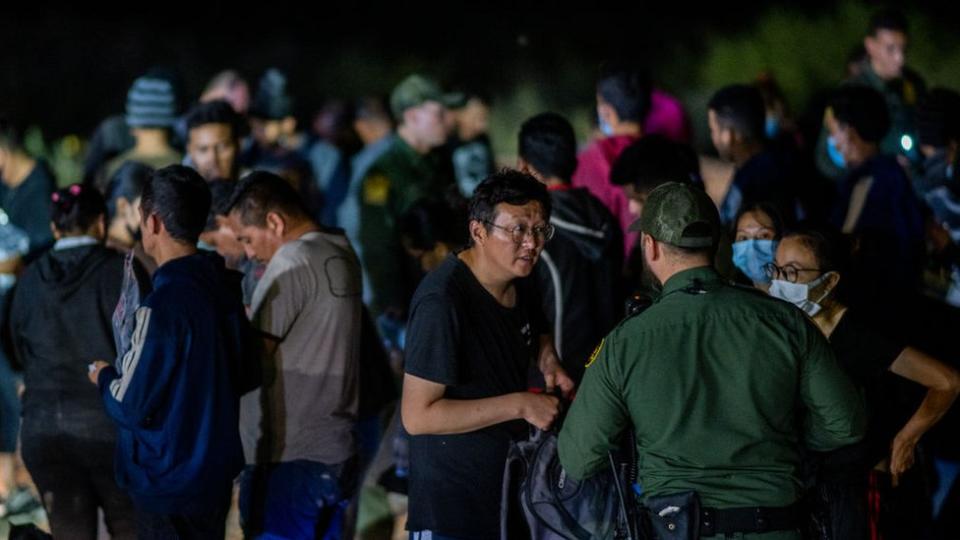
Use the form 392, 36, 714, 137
501, 426, 640, 540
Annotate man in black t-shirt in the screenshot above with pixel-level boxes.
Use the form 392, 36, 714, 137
401, 170, 575, 540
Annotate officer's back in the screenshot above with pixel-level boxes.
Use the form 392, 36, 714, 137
558, 182, 866, 539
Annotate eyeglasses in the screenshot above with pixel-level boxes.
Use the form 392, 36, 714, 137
484, 221, 555, 244
763, 262, 823, 283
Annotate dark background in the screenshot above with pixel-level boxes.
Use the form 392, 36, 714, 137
3, 3, 960, 147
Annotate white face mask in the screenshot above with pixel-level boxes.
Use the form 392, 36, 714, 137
768, 273, 834, 317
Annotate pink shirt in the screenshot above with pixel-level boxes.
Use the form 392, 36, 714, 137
572, 134, 638, 255
645, 89, 691, 144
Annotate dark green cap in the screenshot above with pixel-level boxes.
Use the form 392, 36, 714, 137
628, 182, 720, 248
390, 74, 457, 118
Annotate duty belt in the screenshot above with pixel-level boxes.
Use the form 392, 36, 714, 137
699, 503, 801, 536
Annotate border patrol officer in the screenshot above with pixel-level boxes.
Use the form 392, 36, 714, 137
358, 75, 455, 318
558, 182, 866, 539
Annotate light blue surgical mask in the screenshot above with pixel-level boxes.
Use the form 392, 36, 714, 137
765, 116, 780, 139
598, 114, 614, 137
768, 272, 834, 317
732, 239, 778, 284
827, 136, 846, 169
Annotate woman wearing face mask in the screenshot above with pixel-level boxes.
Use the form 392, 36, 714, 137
769, 226, 960, 539
104, 161, 157, 274
731, 202, 783, 291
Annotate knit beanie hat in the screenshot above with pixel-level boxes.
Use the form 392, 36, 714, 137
126, 75, 177, 128
250, 68, 294, 120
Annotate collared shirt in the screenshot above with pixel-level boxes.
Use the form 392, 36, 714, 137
558, 266, 866, 508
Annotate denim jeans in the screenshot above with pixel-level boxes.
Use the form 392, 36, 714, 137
239, 458, 357, 539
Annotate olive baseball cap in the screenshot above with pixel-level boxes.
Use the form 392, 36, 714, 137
390, 74, 458, 118
628, 182, 720, 248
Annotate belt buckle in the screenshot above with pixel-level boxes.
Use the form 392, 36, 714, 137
755, 507, 769, 533
701, 507, 715, 537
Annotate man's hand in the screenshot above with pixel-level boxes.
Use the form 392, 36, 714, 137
890, 432, 918, 487
538, 337, 575, 399
520, 392, 561, 431
87, 360, 110, 385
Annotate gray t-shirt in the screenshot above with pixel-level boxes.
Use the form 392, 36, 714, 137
240, 230, 362, 465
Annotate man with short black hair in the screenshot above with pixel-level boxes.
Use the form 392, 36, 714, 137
401, 170, 574, 539
89, 165, 255, 539
573, 61, 652, 256
518, 112, 623, 383
185, 100, 244, 181
559, 182, 866, 540
708, 84, 800, 225
826, 85, 925, 309
228, 171, 362, 539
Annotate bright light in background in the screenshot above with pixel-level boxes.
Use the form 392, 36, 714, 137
901, 134, 914, 152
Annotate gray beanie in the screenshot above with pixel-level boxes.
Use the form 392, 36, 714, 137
126, 76, 177, 128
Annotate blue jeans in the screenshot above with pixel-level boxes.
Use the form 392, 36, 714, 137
239, 459, 356, 539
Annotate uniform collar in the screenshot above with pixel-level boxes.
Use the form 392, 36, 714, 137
659, 265, 723, 297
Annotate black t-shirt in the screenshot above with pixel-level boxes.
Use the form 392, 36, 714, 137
404, 254, 545, 539
824, 308, 905, 468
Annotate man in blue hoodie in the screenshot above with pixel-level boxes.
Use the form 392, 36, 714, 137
89, 165, 257, 539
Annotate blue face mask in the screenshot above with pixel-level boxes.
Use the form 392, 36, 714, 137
732, 239, 778, 284
598, 113, 614, 137
826, 136, 846, 169
765, 116, 780, 139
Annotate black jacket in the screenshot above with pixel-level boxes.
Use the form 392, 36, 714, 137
537, 187, 624, 383
8, 243, 149, 440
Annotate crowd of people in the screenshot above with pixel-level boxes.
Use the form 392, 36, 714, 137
0, 7, 960, 540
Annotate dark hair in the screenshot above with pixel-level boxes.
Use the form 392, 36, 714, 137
0, 115, 22, 150
354, 96, 393, 124
228, 170, 310, 226
916, 88, 960, 148
140, 165, 211, 244
518, 113, 578, 182
106, 161, 153, 220
733, 201, 785, 239
468, 169, 551, 241
754, 72, 787, 113
868, 9, 909, 36
708, 84, 767, 142
610, 135, 699, 193
205, 179, 238, 232
787, 225, 850, 271
596, 61, 652, 123
50, 184, 107, 234
829, 85, 890, 143
398, 197, 468, 251
782, 224, 852, 299
185, 99, 244, 140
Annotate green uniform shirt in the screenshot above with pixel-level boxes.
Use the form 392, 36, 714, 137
358, 136, 450, 316
558, 266, 866, 509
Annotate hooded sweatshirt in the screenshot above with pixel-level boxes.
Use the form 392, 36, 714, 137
97, 251, 256, 514
537, 187, 624, 383
9, 242, 148, 440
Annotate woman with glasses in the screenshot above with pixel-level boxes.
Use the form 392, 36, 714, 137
731, 202, 784, 291
769, 225, 960, 539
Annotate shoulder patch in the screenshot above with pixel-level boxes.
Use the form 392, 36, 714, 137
585, 338, 605, 368
363, 174, 391, 206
